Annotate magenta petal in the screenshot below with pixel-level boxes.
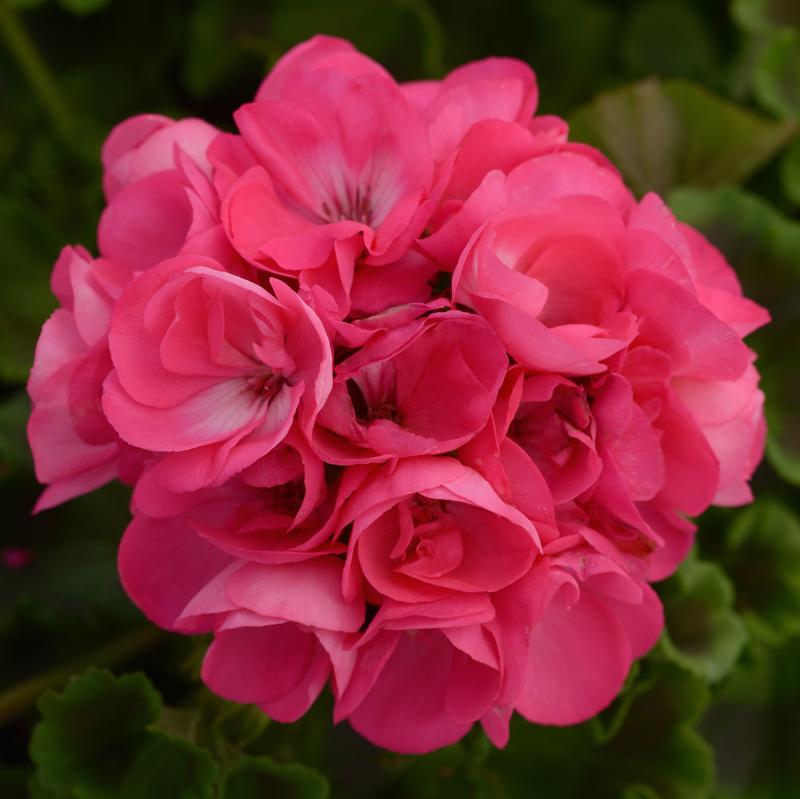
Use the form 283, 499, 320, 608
346, 631, 478, 753
202, 625, 329, 721
98, 172, 193, 272
515, 588, 631, 725
226, 558, 364, 632
118, 516, 233, 632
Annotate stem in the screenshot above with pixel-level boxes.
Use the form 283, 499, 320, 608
0, 0, 72, 134
0, 625, 164, 724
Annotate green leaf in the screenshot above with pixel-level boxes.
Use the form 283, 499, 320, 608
182, 0, 272, 102
220, 755, 329, 799
721, 502, 800, 644
490, 660, 713, 799
620, 0, 718, 82
780, 137, 800, 205
30, 669, 162, 799
56, 0, 109, 14
753, 28, 800, 118
0, 391, 32, 478
568, 79, 795, 195
704, 635, 800, 797
119, 732, 219, 799
658, 558, 748, 682
28, 776, 65, 799
596, 661, 714, 799
3, 0, 47, 9
590, 661, 647, 744
381, 741, 479, 799
0, 766, 34, 799
30, 669, 221, 799
732, 0, 800, 34
0, 196, 59, 383
522, 0, 617, 115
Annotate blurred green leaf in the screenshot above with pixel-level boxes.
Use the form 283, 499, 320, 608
182, 0, 272, 102
0, 197, 58, 382
523, 0, 617, 115
56, 0, 109, 15
0, 766, 34, 799
780, 136, 800, 204
703, 635, 800, 798
719, 502, 800, 644
220, 755, 329, 799
732, 0, 800, 34
620, 0, 718, 82
0, 391, 32, 477
569, 79, 795, 195
590, 662, 646, 745
28, 776, 64, 798
753, 28, 800, 118
380, 742, 482, 799
490, 660, 713, 799
119, 732, 219, 799
658, 558, 748, 682
30, 669, 162, 798
3, 0, 47, 9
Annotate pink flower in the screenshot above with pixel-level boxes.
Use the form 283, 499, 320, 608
508, 547, 662, 726
313, 310, 507, 462
402, 56, 539, 166
27, 247, 139, 510
118, 514, 362, 722
27, 35, 769, 756
101, 113, 219, 201
334, 593, 505, 753
218, 67, 433, 274
132, 430, 341, 563
333, 457, 541, 603
455, 189, 765, 580
504, 370, 603, 504
102, 257, 332, 492
453, 193, 637, 374
99, 118, 223, 274
421, 133, 633, 269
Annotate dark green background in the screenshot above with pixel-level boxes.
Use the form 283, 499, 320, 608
2, 1, 800, 796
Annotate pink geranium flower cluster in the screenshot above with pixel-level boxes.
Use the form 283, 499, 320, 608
27, 36, 768, 753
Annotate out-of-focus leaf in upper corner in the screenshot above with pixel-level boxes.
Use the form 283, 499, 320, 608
620, 0, 720, 84
182, 0, 273, 103
568, 79, 795, 196
522, 0, 617, 116
753, 27, 800, 119
732, 0, 800, 35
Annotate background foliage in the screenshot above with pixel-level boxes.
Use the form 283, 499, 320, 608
1, 0, 799, 796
